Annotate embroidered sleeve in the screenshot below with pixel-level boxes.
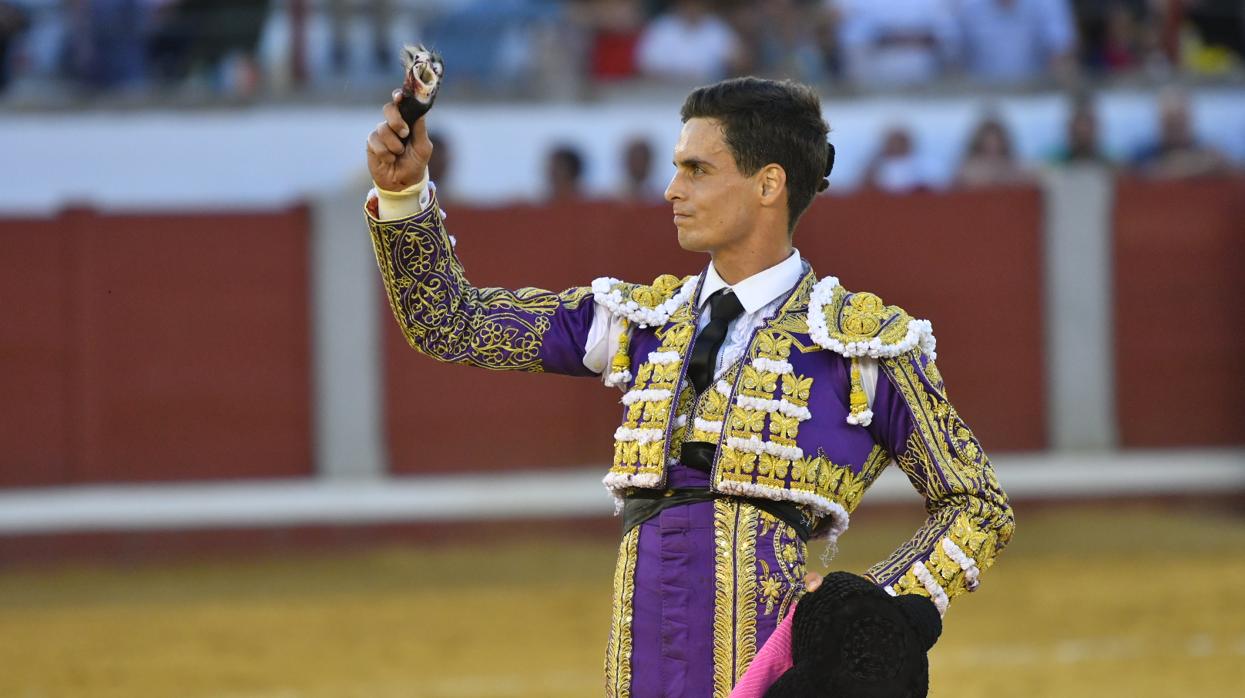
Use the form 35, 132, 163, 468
365, 192, 597, 375
862, 349, 1015, 615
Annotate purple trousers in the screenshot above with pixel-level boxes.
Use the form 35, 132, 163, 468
604, 465, 808, 697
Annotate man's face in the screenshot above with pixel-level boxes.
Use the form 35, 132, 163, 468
665, 118, 760, 255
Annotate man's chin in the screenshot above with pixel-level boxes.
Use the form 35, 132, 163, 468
675, 227, 710, 253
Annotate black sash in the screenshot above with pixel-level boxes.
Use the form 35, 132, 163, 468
621, 487, 813, 542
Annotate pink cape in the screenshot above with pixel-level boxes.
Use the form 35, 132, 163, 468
729, 600, 797, 697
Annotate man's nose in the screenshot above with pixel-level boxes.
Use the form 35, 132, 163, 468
664, 174, 681, 203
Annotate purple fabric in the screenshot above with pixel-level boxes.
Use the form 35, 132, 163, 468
627, 464, 801, 696
537, 298, 600, 377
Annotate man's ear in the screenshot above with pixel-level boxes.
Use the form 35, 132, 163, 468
758, 164, 786, 205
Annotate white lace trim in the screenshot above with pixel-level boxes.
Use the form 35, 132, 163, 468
734, 395, 812, 421
912, 561, 950, 615
620, 388, 672, 406
750, 357, 793, 374
806, 276, 938, 360
714, 478, 851, 543
591, 277, 697, 329
724, 436, 804, 461
613, 426, 664, 443
715, 380, 732, 396
602, 471, 662, 501
941, 537, 981, 591
647, 350, 681, 364
604, 370, 632, 388
845, 409, 875, 427
693, 417, 724, 433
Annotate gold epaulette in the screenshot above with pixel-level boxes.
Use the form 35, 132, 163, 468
806, 276, 936, 427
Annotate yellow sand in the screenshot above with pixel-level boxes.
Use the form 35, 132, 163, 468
2, 503, 1243, 697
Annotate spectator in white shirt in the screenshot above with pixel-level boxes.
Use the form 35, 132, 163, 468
635, 0, 742, 82
833, 0, 960, 87
958, 0, 1077, 84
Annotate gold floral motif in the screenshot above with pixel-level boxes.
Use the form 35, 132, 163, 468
740, 366, 778, 397
628, 274, 685, 307
720, 448, 757, 476
823, 287, 914, 349
730, 408, 767, 434
604, 526, 639, 698
757, 453, 791, 483
780, 374, 813, 404
755, 332, 794, 360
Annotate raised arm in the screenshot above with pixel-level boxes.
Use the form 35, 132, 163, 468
364, 97, 599, 376
863, 348, 1015, 614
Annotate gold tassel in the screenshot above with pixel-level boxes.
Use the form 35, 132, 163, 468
610, 319, 632, 378
849, 356, 869, 423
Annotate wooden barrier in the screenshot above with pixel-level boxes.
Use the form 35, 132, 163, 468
383, 186, 1048, 475
0, 207, 313, 486
1113, 176, 1245, 447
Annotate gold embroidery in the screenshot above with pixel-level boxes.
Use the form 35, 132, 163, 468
713, 500, 760, 697
865, 350, 1014, 602
368, 204, 590, 371
604, 526, 639, 698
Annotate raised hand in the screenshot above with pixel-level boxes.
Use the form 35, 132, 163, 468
366, 90, 433, 192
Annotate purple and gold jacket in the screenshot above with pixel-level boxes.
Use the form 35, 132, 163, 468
366, 193, 1014, 612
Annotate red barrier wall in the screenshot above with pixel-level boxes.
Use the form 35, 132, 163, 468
383, 187, 1047, 475
0, 208, 313, 487
1113, 176, 1245, 447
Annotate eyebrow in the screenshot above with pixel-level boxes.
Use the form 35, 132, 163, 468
674, 157, 714, 171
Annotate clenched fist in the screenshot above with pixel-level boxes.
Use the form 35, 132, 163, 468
366, 90, 433, 192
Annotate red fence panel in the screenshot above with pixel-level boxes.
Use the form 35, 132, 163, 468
0, 207, 313, 486
1114, 176, 1245, 447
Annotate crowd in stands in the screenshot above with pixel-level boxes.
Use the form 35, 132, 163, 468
2, 0, 1244, 99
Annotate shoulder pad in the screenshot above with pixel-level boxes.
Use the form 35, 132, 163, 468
591, 274, 698, 328
806, 276, 936, 359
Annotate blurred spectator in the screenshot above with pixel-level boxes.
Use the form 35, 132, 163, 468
833, 0, 959, 87
547, 144, 587, 202
1051, 95, 1109, 165
72, 0, 153, 90
1132, 88, 1234, 179
1180, 0, 1245, 75
635, 0, 742, 81
862, 126, 935, 193
578, 0, 645, 81
732, 0, 832, 83
617, 136, 664, 202
955, 115, 1036, 187
0, 1, 30, 93
148, 0, 270, 95
958, 0, 1078, 84
1072, 0, 1157, 74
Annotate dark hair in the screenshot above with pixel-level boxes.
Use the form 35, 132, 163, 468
680, 77, 832, 233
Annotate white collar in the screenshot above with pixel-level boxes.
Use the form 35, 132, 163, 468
697, 249, 805, 315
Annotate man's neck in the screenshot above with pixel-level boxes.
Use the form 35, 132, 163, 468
710, 242, 794, 285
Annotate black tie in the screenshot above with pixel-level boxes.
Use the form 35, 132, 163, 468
687, 288, 745, 394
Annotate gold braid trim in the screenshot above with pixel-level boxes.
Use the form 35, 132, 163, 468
713, 500, 761, 697
604, 526, 639, 698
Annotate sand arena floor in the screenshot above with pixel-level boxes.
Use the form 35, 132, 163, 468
2, 503, 1243, 698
